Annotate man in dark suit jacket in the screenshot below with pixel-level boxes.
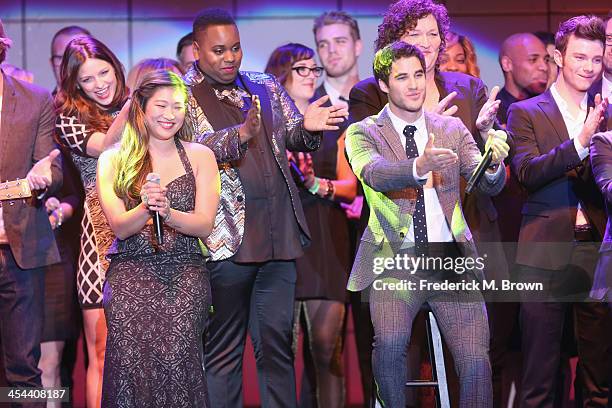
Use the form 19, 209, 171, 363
0, 20, 62, 397
587, 13, 612, 133
588, 77, 612, 132
589, 14, 612, 305
489, 32, 551, 407
508, 15, 611, 407
590, 130, 612, 303
589, 14, 612, 131
184, 9, 347, 407
590, 130, 612, 408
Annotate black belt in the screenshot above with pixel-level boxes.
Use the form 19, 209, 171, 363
574, 225, 594, 242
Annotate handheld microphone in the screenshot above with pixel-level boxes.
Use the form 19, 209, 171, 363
146, 172, 163, 245
289, 158, 306, 185
465, 130, 506, 195
465, 150, 493, 195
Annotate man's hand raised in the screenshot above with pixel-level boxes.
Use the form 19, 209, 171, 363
577, 93, 608, 148
303, 95, 349, 132
26, 149, 61, 191
432, 91, 458, 116
415, 134, 458, 177
476, 85, 501, 133
238, 95, 262, 143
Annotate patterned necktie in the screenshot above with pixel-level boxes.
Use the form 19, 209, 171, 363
403, 125, 428, 256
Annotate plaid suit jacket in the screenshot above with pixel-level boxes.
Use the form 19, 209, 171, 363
345, 107, 505, 291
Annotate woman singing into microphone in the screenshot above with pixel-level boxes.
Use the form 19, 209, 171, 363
97, 70, 220, 407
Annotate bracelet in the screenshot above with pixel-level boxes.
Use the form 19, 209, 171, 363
308, 177, 320, 195
163, 208, 172, 223
52, 206, 64, 227
322, 178, 335, 200
140, 191, 149, 208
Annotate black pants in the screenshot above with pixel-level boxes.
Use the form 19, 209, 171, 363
0, 246, 45, 408
205, 260, 297, 408
518, 242, 612, 408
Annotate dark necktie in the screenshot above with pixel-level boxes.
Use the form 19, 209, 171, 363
403, 125, 428, 256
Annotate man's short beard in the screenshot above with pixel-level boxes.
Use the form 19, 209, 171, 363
325, 62, 356, 78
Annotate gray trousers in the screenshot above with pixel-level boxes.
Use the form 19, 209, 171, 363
369, 268, 492, 408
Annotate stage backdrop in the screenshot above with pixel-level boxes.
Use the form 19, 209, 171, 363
2, 0, 610, 93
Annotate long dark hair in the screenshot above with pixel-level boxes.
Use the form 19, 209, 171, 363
55, 36, 128, 132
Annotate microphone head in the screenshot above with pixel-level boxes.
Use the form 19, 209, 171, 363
146, 172, 161, 185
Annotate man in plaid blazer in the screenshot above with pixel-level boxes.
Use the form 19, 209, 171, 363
345, 42, 508, 408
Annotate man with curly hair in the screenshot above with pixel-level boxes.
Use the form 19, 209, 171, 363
347, 0, 509, 404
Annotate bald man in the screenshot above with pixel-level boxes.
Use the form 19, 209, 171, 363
497, 33, 549, 127
486, 32, 549, 407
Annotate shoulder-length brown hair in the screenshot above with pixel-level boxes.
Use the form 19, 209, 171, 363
55, 36, 128, 132
264, 43, 315, 86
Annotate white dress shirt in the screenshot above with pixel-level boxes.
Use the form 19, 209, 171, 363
323, 81, 348, 109
602, 75, 611, 102
387, 108, 454, 244
549, 82, 590, 227
550, 83, 589, 160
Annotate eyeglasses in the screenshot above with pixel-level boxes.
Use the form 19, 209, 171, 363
291, 66, 324, 77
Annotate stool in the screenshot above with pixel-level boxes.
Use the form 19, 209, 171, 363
371, 309, 450, 408
405, 310, 450, 408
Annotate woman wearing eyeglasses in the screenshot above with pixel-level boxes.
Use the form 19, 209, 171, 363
265, 43, 357, 408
